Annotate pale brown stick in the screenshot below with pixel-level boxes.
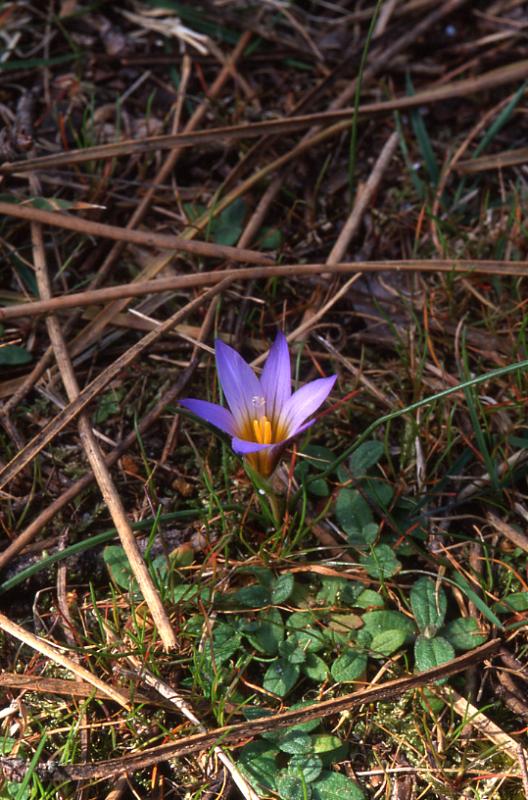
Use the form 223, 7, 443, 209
0, 201, 271, 265
121, 639, 259, 800
74, 34, 252, 357
2, 57, 526, 174
62, 640, 500, 781
327, 131, 400, 264
30, 203, 177, 650
0, 333, 212, 571
457, 146, 528, 173
0, 611, 128, 709
2, 258, 528, 323
0, 279, 233, 494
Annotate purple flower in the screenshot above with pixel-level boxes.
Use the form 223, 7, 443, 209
180, 332, 337, 477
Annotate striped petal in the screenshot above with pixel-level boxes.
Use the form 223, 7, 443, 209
232, 437, 274, 454
215, 339, 264, 432
180, 399, 235, 435
279, 375, 337, 435
260, 332, 291, 421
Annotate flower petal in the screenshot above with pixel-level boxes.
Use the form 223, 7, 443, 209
215, 339, 263, 431
231, 437, 273, 454
260, 332, 291, 421
279, 375, 337, 435
180, 399, 235, 435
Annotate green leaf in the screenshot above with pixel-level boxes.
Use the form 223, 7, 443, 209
212, 198, 246, 245
354, 590, 384, 609
451, 573, 504, 629
0, 345, 32, 366
370, 628, 407, 657
309, 478, 330, 497
442, 617, 487, 650
103, 545, 133, 590
311, 735, 348, 765
94, 388, 124, 424
493, 592, 528, 614
330, 650, 367, 682
272, 573, 295, 604
335, 489, 373, 543
287, 703, 322, 734
230, 584, 270, 608
244, 607, 284, 655
348, 441, 384, 476
279, 637, 307, 664
302, 445, 336, 471
327, 613, 362, 642
363, 479, 393, 509
257, 226, 283, 250
286, 612, 326, 652
277, 772, 312, 800
407, 74, 439, 186
288, 754, 323, 783
313, 771, 365, 800
316, 577, 349, 605
359, 545, 401, 579
362, 610, 416, 643
263, 659, 300, 696
414, 635, 455, 672
278, 731, 313, 755
200, 622, 242, 668
303, 653, 329, 682
170, 584, 201, 603
238, 740, 278, 792
410, 577, 447, 637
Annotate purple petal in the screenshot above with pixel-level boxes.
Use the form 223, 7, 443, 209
288, 418, 315, 439
260, 332, 291, 420
279, 375, 337, 435
215, 339, 263, 431
231, 437, 272, 454
180, 399, 235, 435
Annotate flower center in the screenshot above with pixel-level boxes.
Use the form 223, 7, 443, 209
252, 415, 272, 445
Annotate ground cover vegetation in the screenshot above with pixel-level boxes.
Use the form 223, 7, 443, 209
0, 0, 528, 797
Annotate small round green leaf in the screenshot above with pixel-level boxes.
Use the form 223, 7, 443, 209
279, 637, 307, 664
278, 730, 313, 755
231, 584, 270, 608
313, 770, 365, 800
244, 607, 284, 655
311, 735, 348, 765
442, 617, 487, 650
493, 592, 528, 613
410, 577, 447, 637
330, 650, 367, 682
309, 478, 330, 497
288, 754, 323, 783
348, 441, 384, 476
303, 653, 329, 682
103, 545, 134, 590
0, 345, 32, 366
414, 635, 455, 672
238, 740, 278, 792
263, 659, 300, 696
362, 610, 415, 642
277, 771, 312, 800
354, 590, 384, 609
272, 572, 295, 604
359, 545, 401, 579
370, 628, 407, 657
335, 488, 373, 542
286, 612, 326, 652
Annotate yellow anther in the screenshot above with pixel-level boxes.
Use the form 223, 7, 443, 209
252, 415, 272, 445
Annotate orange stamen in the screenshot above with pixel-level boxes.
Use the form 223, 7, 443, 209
252, 415, 272, 444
